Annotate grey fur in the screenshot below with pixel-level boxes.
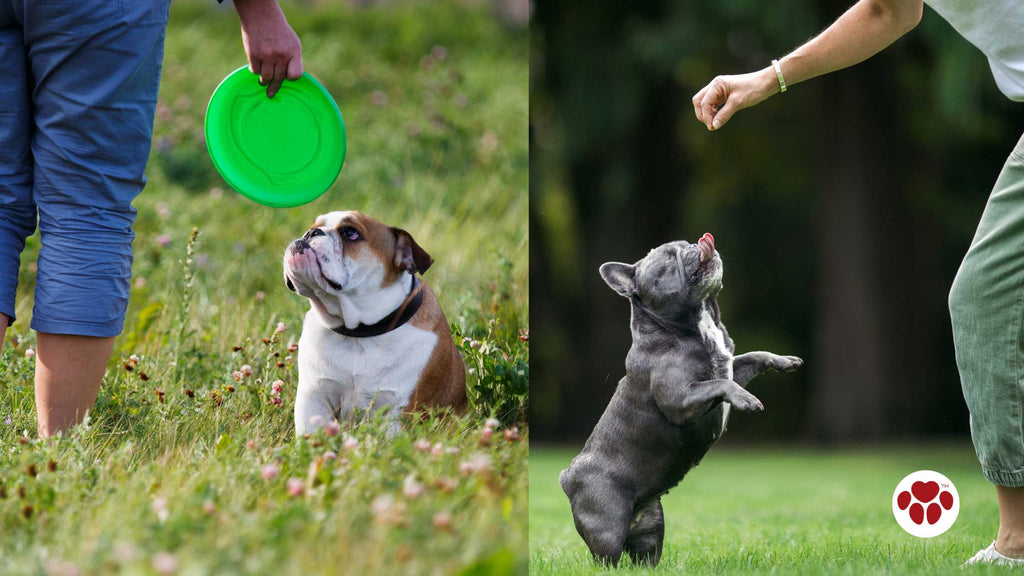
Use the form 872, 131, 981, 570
560, 239, 802, 567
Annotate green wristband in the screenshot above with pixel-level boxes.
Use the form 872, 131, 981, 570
772, 59, 787, 93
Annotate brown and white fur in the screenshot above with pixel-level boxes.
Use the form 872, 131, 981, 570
283, 210, 466, 436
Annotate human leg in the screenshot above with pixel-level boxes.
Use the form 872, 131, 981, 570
949, 132, 1024, 487
949, 132, 1024, 558
0, 5, 38, 343
23, 0, 170, 435
34, 334, 115, 437
995, 486, 1024, 558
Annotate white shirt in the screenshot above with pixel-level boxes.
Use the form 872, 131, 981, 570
924, 0, 1024, 101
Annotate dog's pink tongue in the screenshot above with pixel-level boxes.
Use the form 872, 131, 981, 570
698, 233, 715, 263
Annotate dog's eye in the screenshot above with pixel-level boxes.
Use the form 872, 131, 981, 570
304, 228, 325, 240
340, 227, 361, 241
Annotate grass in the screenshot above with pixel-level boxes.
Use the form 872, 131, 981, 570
0, 0, 527, 574
531, 444, 1018, 575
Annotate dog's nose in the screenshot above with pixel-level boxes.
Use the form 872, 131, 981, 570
303, 228, 325, 241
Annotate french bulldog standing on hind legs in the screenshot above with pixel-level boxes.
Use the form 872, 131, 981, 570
560, 233, 802, 567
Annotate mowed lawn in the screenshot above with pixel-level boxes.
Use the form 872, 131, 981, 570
0, 1, 527, 574
531, 444, 1015, 575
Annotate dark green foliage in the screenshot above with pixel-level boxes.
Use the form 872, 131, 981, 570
531, 0, 1024, 443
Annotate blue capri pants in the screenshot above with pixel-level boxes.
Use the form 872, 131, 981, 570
0, 0, 169, 337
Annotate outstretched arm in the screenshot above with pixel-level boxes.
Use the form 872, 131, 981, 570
692, 0, 923, 130
232, 0, 304, 98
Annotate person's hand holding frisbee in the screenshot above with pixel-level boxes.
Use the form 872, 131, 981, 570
233, 0, 303, 98
207, 0, 346, 208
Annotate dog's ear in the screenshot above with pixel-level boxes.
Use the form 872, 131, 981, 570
599, 262, 636, 298
393, 228, 434, 275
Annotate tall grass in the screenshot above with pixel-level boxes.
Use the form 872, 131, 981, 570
0, 0, 527, 573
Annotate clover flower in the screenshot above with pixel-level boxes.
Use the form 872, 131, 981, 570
432, 510, 453, 531
152, 552, 178, 575
286, 478, 305, 497
371, 494, 407, 526
324, 420, 340, 437
152, 497, 169, 522
260, 464, 279, 480
403, 475, 425, 499
459, 453, 492, 477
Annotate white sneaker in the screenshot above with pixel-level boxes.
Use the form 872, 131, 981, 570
962, 542, 1024, 567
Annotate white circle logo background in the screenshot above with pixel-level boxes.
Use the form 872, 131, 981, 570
892, 470, 959, 538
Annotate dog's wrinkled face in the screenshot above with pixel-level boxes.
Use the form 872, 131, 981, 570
600, 233, 722, 314
282, 211, 433, 321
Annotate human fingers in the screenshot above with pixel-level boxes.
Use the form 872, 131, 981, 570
267, 62, 286, 98
692, 86, 709, 124
286, 54, 303, 81
700, 78, 727, 130
258, 60, 273, 86
711, 97, 739, 130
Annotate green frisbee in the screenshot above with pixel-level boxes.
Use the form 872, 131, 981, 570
205, 66, 346, 208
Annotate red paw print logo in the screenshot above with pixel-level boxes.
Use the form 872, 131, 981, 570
892, 470, 959, 538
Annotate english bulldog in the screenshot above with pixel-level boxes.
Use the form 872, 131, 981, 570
560, 234, 802, 567
283, 210, 467, 436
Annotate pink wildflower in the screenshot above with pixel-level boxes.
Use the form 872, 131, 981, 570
260, 464, 279, 480
403, 475, 425, 499
286, 477, 304, 497
152, 552, 178, 575
324, 420, 340, 437
432, 510, 453, 531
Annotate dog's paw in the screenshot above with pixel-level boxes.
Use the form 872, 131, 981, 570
726, 388, 764, 412
771, 355, 803, 372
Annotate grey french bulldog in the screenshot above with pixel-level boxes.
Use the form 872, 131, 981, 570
560, 233, 802, 567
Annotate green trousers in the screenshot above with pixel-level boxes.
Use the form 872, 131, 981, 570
950, 132, 1024, 487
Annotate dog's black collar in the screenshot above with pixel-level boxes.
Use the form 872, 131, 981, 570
331, 276, 424, 338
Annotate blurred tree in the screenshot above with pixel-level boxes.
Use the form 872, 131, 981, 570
532, 0, 1024, 443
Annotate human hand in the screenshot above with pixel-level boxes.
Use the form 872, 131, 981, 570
692, 67, 779, 131
234, 0, 303, 98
